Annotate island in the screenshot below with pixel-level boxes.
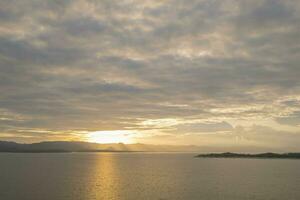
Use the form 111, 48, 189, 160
196, 152, 300, 159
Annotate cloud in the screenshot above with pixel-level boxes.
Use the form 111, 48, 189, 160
276, 111, 300, 126
0, 0, 300, 149
173, 121, 233, 133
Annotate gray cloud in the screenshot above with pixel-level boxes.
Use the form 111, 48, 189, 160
0, 0, 300, 148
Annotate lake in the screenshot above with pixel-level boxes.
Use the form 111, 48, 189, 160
0, 153, 299, 200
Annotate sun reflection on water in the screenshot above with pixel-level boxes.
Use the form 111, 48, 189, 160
84, 153, 120, 200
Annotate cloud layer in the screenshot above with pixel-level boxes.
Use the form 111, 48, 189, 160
0, 0, 300, 150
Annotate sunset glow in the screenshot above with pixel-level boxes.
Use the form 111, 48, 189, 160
87, 130, 134, 144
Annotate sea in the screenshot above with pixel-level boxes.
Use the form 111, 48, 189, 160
0, 152, 299, 200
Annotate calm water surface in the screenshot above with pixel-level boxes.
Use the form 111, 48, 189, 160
0, 153, 299, 200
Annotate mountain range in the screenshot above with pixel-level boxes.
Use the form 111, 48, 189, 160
0, 141, 202, 153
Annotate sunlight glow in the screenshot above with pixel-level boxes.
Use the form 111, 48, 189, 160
87, 130, 134, 144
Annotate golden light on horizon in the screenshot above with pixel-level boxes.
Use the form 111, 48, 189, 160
87, 130, 134, 144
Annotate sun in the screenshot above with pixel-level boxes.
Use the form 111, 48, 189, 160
87, 130, 134, 144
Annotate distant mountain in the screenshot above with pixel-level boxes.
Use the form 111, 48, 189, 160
196, 152, 300, 159
1, 141, 297, 153
0, 141, 202, 153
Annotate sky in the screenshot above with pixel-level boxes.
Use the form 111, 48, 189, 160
0, 0, 300, 151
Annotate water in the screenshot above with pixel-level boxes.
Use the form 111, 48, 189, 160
0, 153, 299, 200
